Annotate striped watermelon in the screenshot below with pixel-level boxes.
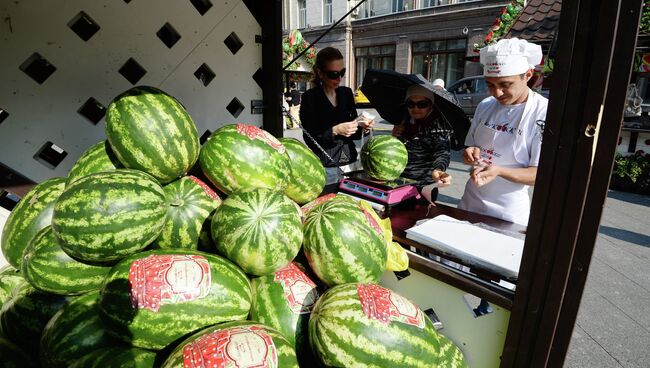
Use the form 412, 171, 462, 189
279, 137, 326, 205
99, 249, 252, 350
0, 266, 25, 308
199, 123, 290, 195
211, 188, 303, 276
40, 291, 117, 368
157, 176, 221, 249
1, 177, 66, 268
360, 135, 408, 181
0, 335, 38, 368
303, 199, 387, 286
161, 321, 299, 368
70, 346, 158, 368
309, 283, 467, 368
67, 140, 123, 186
106, 86, 200, 184
0, 283, 69, 349
21, 226, 111, 295
52, 169, 168, 263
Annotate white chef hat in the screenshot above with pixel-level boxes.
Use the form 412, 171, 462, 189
480, 38, 543, 77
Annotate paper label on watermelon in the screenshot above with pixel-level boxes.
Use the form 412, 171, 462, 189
273, 263, 319, 314
356, 284, 425, 329
183, 325, 278, 368
359, 206, 383, 235
188, 175, 221, 201
129, 254, 211, 312
236, 124, 286, 153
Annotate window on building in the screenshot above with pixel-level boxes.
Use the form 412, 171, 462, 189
355, 44, 396, 89
423, 0, 452, 6
391, 0, 415, 12
323, 0, 333, 24
411, 38, 466, 86
298, 0, 306, 28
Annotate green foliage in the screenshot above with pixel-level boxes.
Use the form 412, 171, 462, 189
473, 0, 525, 52
640, 2, 650, 33
613, 153, 649, 183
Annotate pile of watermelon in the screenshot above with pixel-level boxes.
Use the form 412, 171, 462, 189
0, 86, 466, 367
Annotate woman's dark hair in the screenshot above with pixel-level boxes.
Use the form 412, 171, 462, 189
312, 47, 344, 84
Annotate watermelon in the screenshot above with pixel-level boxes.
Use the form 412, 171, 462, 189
0, 266, 25, 308
303, 199, 387, 286
99, 249, 252, 350
21, 226, 111, 295
67, 140, 123, 186
211, 188, 303, 276
360, 135, 408, 181
279, 137, 326, 204
70, 346, 157, 368
0, 283, 69, 348
52, 169, 168, 263
300, 193, 357, 218
0, 335, 38, 368
199, 123, 291, 195
106, 86, 200, 184
40, 291, 117, 368
1, 177, 66, 268
157, 176, 221, 249
309, 283, 467, 368
161, 321, 299, 368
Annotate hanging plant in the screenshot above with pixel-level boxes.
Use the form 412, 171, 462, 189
473, 0, 524, 53
282, 29, 317, 71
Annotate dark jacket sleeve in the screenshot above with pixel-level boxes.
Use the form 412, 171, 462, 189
299, 89, 335, 147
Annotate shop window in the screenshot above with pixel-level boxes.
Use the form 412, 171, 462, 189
411, 38, 467, 86
298, 0, 307, 28
323, 0, 333, 25
355, 44, 396, 89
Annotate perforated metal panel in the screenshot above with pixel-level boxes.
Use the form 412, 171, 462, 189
0, 0, 262, 182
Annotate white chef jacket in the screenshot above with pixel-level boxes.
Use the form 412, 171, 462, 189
458, 89, 547, 225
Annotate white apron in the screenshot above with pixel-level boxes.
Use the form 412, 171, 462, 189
458, 89, 547, 225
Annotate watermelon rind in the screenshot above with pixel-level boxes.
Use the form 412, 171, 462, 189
280, 137, 326, 205
0, 335, 38, 368
360, 135, 408, 181
66, 140, 123, 187
0, 266, 26, 308
69, 346, 158, 368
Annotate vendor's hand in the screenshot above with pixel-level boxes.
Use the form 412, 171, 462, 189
470, 164, 500, 187
333, 121, 359, 137
432, 170, 452, 188
463, 146, 481, 165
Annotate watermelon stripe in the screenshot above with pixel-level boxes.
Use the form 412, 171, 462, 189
67, 141, 123, 187
70, 346, 157, 368
361, 135, 408, 181
280, 138, 326, 205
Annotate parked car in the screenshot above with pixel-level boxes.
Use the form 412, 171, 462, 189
447, 75, 550, 117
354, 89, 371, 107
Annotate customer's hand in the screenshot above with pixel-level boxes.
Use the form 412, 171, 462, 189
333, 121, 359, 137
463, 146, 481, 165
432, 170, 452, 188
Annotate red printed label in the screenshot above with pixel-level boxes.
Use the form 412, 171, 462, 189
183, 325, 278, 368
356, 284, 425, 328
188, 176, 221, 201
129, 255, 211, 312
236, 124, 285, 153
359, 205, 383, 235
273, 263, 318, 314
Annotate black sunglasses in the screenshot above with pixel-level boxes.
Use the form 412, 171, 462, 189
406, 100, 432, 109
324, 68, 346, 80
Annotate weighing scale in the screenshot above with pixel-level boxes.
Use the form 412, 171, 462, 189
338, 171, 421, 206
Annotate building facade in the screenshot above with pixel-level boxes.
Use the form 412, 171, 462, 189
282, 0, 510, 90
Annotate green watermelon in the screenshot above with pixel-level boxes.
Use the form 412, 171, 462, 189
0, 335, 38, 368
279, 137, 326, 205
40, 291, 117, 368
99, 249, 251, 350
211, 188, 303, 276
0, 283, 69, 348
309, 283, 467, 368
70, 346, 158, 368
1, 177, 66, 268
21, 226, 111, 295
303, 199, 387, 286
199, 123, 291, 195
106, 86, 200, 184
67, 140, 123, 186
161, 321, 299, 368
360, 135, 408, 181
0, 266, 25, 308
52, 169, 168, 263
300, 193, 358, 218
157, 176, 221, 249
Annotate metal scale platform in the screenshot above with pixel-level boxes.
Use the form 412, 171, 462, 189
338, 171, 420, 207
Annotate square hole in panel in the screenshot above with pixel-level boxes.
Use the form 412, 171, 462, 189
34, 141, 68, 169
67, 11, 100, 42
157, 22, 181, 49
190, 0, 213, 15
252, 68, 263, 88
0, 108, 8, 125
118, 58, 147, 85
199, 129, 212, 145
123, 0, 131, 2
19, 53, 56, 84
194, 63, 215, 86
224, 32, 243, 55
0, 191, 20, 211
226, 98, 244, 118
78, 98, 106, 125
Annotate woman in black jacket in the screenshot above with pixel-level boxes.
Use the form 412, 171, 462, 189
300, 47, 374, 184
392, 84, 453, 200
